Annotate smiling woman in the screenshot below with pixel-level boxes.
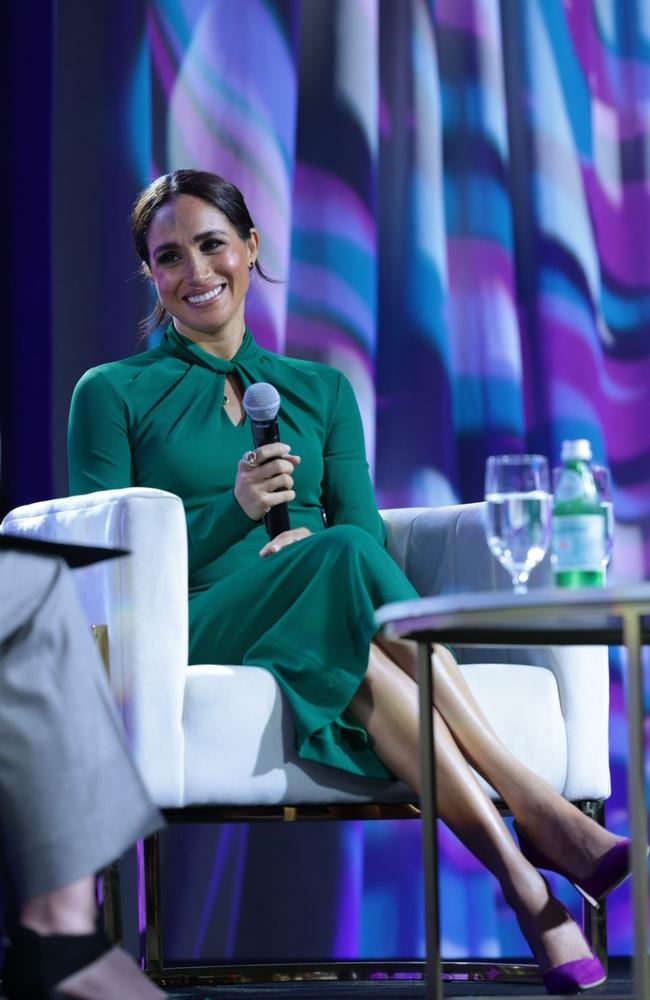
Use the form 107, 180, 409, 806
67, 169, 624, 995
144, 194, 259, 358
130, 170, 267, 346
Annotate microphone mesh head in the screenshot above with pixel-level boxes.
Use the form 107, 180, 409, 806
242, 382, 281, 422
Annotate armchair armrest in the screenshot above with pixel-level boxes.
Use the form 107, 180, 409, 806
2, 488, 188, 804
382, 502, 550, 594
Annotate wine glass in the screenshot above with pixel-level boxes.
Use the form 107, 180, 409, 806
484, 454, 552, 594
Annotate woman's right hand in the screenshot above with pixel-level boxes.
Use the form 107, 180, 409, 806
234, 443, 301, 521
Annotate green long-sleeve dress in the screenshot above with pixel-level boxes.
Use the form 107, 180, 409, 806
68, 325, 418, 778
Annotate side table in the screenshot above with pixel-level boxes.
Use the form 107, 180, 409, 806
377, 584, 650, 1000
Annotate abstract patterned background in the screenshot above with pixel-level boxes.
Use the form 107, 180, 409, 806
3, 0, 650, 962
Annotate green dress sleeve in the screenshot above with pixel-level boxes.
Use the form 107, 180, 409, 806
67, 368, 257, 574
68, 369, 134, 493
184, 498, 256, 575
321, 372, 386, 547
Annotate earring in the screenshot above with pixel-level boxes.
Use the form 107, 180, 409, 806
249, 261, 254, 270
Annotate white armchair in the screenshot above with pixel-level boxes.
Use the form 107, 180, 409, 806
1, 489, 611, 985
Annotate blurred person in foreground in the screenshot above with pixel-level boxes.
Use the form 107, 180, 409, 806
0, 548, 164, 999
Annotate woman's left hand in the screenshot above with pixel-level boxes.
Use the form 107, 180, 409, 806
259, 527, 312, 558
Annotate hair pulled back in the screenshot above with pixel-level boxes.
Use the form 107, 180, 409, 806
131, 169, 269, 335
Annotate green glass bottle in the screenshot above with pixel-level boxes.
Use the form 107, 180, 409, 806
552, 440, 607, 588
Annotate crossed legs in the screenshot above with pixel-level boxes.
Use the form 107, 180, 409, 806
348, 639, 620, 974
378, 636, 618, 874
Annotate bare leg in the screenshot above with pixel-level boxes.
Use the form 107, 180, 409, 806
349, 645, 595, 972
21, 876, 97, 935
54, 948, 164, 999
374, 634, 620, 877
18, 878, 164, 999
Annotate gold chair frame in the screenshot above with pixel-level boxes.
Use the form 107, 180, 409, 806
101, 799, 607, 990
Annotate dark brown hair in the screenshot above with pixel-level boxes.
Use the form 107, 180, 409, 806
131, 169, 272, 335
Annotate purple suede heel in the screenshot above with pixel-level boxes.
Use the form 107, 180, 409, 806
514, 821, 635, 907
543, 956, 606, 995
539, 887, 606, 994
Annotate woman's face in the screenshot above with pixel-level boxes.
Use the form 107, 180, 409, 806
146, 193, 259, 347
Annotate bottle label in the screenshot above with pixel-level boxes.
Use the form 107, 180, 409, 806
552, 514, 606, 570
555, 469, 585, 502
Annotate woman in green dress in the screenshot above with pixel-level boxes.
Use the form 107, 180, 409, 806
68, 170, 623, 994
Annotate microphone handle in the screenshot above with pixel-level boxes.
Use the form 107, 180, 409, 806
265, 500, 291, 539
250, 418, 292, 539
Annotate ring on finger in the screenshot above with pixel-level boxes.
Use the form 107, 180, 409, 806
243, 450, 257, 467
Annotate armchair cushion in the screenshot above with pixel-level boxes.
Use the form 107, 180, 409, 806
182, 664, 409, 806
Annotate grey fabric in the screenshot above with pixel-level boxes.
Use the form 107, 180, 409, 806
0, 550, 161, 899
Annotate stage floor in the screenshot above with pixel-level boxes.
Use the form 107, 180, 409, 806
165, 956, 632, 997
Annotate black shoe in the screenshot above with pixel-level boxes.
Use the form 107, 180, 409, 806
2, 923, 110, 999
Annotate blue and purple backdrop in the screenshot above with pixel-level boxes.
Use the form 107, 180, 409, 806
3, 0, 650, 962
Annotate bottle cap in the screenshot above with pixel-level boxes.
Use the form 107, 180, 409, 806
561, 439, 592, 462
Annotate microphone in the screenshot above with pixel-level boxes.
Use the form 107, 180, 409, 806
242, 382, 291, 539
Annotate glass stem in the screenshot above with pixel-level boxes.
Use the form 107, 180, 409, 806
513, 570, 529, 594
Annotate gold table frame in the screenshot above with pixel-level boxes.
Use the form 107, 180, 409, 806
377, 584, 650, 1000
